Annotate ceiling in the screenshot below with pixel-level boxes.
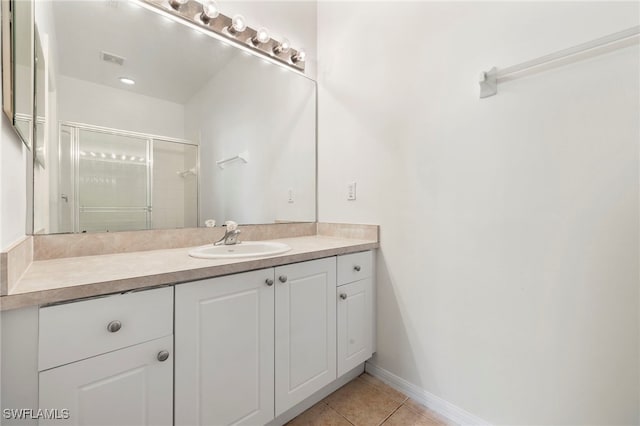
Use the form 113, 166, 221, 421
50, 0, 236, 104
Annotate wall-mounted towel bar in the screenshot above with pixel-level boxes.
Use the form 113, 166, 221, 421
479, 25, 640, 98
217, 150, 249, 169
177, 168, 197, 177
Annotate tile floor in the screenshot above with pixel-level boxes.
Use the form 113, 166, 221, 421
287, 373, 453, 426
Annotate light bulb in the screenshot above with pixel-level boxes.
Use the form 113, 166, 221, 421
111, 153, 116, 159
251, 27, 270, 46
228, 14, 246, 35
130, 156, 136, 161
273, 38, 290, 54
100, 153, 106, 158
200, 0, 219, 23
291, 48, 306, 63
169, 0, 188, 10
121, 154, 127, 160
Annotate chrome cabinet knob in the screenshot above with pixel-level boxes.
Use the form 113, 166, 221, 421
265, 278, 274, 286
339, 293, 347, 300
353, 265, 361, 272
278, 275, 288, 283
157, 350, 170, 362
107, 320, 122, 333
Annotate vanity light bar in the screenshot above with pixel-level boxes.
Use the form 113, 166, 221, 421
141, 0, 306, 72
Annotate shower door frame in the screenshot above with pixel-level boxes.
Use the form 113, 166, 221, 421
59, 121, 199, 233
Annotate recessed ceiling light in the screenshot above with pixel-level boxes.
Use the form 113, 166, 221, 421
119, 77, 135, 85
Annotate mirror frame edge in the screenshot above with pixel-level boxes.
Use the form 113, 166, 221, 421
2, 0, 34, 152
1, 0, 14, 121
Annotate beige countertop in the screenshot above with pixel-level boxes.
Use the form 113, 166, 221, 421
0, 235, 378, 311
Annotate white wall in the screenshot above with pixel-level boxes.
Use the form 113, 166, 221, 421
57, 76, 185, 139
0, 1, 31, 248
185, 52, 316, 226
317, 2, 639, 424
0, 118, 28, 249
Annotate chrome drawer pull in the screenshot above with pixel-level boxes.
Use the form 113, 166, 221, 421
279, 275, 288, 283
265, 278, 274, 286
339, 293, 347, 300
106, 320, 122, 333
353, 265, 361, 272
157, 351, 170, 362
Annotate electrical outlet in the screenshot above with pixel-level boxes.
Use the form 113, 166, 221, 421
347, 182, 357, 200
288, 188, 294, 203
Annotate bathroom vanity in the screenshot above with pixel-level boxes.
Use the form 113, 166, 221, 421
175, 252, 373, 425
0, 231, 377, 426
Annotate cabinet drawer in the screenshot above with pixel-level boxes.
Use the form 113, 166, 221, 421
39, 286, 173, 371
337, 251, 373, 286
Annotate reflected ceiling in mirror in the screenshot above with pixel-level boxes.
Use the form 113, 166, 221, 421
32, 0, 316, 235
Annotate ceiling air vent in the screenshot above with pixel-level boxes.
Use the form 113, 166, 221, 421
100, 51, 125, 66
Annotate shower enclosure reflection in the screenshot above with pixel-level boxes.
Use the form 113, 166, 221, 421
56, 124, 198, 233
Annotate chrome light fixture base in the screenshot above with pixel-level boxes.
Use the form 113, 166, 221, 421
141, 0, 306, 72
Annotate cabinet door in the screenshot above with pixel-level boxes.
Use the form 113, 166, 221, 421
175, 269, 275, 426
275, 257, 337, 415
39, 336, 173, 426
337, 278, 373, 377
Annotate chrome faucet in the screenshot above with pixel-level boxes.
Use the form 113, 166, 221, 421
214, 221, 241, 245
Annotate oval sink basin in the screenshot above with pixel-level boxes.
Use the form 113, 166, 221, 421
189, 241, 291, 259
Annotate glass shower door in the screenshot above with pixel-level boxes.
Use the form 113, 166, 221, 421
77, 130, 150, 233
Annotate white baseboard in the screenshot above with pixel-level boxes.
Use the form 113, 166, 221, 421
365, 362, 491, 426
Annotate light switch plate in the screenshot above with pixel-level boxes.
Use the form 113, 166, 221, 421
347, 182, 356, 200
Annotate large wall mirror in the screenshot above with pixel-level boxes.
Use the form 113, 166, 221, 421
27, 0, 316, 234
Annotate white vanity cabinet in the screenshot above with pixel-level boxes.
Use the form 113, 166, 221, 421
39, 336, 173, 426
6, 250, 374, 426
336, 251, 374, 377
274, 257, 337, 415
174, 269, 275, 426
37, 287, 174, 426
174, 257, 337, 424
